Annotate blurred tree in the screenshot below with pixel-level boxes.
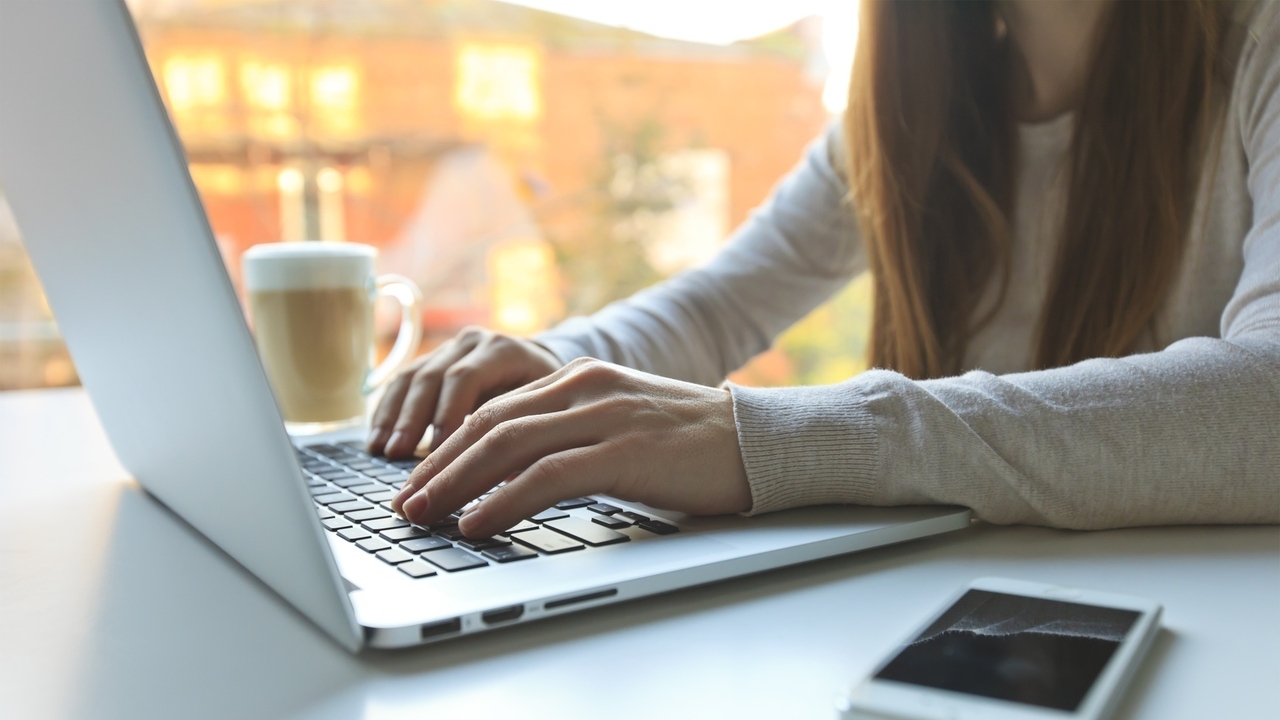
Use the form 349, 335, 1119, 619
544, 118, 689, 316
730, 271, 872, 387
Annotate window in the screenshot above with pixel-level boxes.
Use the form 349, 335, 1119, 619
455, 45, 542, 122
0, 0, 868, 391
309, 65, 361, 137
163, 55, 225, 110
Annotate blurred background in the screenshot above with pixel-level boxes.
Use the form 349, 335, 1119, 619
0, 0, 871, 392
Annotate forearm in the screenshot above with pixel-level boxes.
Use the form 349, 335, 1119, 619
730, 335, 1280, 528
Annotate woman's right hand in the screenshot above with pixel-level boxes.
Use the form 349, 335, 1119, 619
367, 327, 564, 458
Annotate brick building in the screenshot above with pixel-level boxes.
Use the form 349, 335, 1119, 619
132, 0, 829, 341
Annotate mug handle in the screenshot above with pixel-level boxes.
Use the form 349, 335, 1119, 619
364, 274, 423, 393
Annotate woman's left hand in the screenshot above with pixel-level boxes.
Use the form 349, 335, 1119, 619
390, 357, 753, 538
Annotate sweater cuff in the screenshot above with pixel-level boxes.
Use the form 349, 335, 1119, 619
727, 381, 880, 515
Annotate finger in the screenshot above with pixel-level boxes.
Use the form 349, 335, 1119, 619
382, 340, 475, 458
389, 379, 567, 513
427, 340, 529, 450
398, 403, 594, 525
366, 361, 419, 454
459, 445, 610, 537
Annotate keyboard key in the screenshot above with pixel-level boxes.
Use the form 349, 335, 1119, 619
332, 500, 374, 514
398, 560, 438, 579
554, 497, 596, 510
433, 526, 466, 541
400, 536, 452, 553
331, 476, 372, 488
346, 483, 388, 496
365, 468, 408, 478
421, 548, 488, 572
309, 484, 336, 496
346, 508, 391, 522
313, 492, 354, 506
338, 527, 372, 542
386, 459, 421, 470
591, 513, 630, 530
638, 519, 679, 535
511, 528, 585, 554
529, 508, 569, 523
365, 490, 396, 503
483, 544, 538, 563
362, 516, 408, 532
376, 548, 415, 565
380, 526, 433, 542
316, 507, 336, 520
586, 502, 621, 515
315, 469, 357, 479
504, 520, 538, 534
618, 511, 650, 524
322, 517, 352, 531
356, 537, 393, 553
544, 517, 629, 547
457, 537, 511, 551
346, 461, 382, 471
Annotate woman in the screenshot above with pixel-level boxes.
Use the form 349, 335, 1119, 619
370, 0, 1279, 539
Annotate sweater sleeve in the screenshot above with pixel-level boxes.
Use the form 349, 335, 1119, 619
729, 13, 1280, 528
533, 123, 864, 386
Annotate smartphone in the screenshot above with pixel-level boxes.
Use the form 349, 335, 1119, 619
837, 577, 1162, 720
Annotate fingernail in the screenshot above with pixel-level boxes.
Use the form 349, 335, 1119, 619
402, 492, 426, 520
386, 431, 404, 453
392, 484, 414, 507
367, 426, 388, 450
458, 509, 484, 537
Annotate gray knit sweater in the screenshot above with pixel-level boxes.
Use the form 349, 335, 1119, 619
536, 3, 1280, 529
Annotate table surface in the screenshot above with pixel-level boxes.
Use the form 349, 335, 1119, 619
1, 388, 1276, 720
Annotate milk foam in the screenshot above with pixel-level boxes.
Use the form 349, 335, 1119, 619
242, 242, 376, 291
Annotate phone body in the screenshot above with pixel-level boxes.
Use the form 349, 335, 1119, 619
838, 577, 1163, 720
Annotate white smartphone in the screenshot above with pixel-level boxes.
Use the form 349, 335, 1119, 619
837, 577, 1163, 720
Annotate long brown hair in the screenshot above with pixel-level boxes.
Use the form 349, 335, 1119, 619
845, 0, 1228, 379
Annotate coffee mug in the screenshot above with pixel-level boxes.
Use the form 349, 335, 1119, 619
242, 242, 422, 435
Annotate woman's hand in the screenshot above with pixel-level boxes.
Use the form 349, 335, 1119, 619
389, 358, 753, 538
368, 327, 563, 458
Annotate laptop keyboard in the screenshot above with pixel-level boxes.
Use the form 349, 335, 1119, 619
297, 441, 680, 580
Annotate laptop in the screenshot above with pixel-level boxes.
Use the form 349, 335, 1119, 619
0, 0, 970, 651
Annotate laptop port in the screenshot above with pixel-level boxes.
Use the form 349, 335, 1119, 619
544, 588, 618, 610
481, 605, 525, 625
420, 617, 461, 639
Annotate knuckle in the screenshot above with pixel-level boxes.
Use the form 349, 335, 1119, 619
528, 453, 571, 484
457, 325, 487, 342
412, 363, 442, 384
443, 362, 474, 380
414, 455, 437, 479
485, 420, 521, 452
470, 404, 504, 430
489, 335, 517, 353
566, 358, 615, 386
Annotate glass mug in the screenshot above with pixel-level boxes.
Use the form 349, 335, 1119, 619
242, 242, 422, 435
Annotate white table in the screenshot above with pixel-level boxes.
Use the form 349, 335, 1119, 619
1, 388, 1276, 720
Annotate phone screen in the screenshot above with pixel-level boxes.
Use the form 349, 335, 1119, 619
874, 590, 1140, 711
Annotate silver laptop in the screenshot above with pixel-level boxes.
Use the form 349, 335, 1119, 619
0, 0, 970, 651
